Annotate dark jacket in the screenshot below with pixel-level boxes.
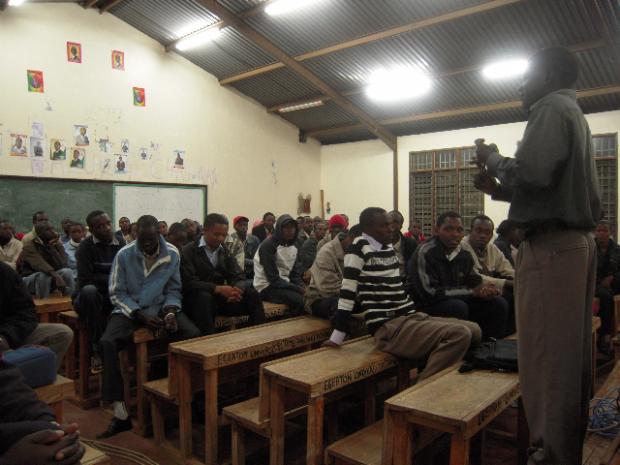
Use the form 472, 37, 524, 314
596, 238, 620, 285
20, 238, 68, 277
409, 236, 482, 307
493, 235, 515, 267
299, 235, 319, 272
75, 235, 125, 297
0, 360, 57, 455
0, 262, 37, 348
397, 232, 417, 281
181, 240, 245, 295
252, 224, 274, 243
253, 215, 303, 293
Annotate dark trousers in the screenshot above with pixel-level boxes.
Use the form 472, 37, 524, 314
183, 287, 266, 335
421, 296, 510, 340
310, 295, 339, 320
595, 285, 615, 337
259, 285, 304, 316
100, 312, 200, 402
73, 285, 113, 351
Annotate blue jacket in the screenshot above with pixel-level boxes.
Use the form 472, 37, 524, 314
109, 235, 182, 318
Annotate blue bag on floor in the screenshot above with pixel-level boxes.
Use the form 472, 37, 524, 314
3, 346, 57, 388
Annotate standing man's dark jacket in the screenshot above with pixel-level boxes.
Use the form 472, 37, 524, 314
409, 236, 482, 307
75, 235, 125, 297
596, 239, 620, 285
0, 262, 37, 348
0, 360, 57, 455
181, 240, 246, 294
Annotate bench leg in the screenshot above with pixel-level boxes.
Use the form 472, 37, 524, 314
64, 331, 76, 380
470, 431, 484, 465
397, 362, 410, 391
78, 326, 90, 402
364, 379, 376, 425
150, 397, 165, 445
178, 358, 193, 460
269, 381, 286, 465
517, 398, 530, 465
135, 342, 148, 436
449, 434, 470, 465
204, 369, 219, 465
231, 422, 246, 465
385, 410, 411, 465
307, 395, 325, 465
119, 350, 131, 410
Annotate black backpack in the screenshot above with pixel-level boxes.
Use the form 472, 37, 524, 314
459, 339, 518, 373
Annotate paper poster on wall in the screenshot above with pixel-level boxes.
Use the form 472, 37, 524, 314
31, 122, 44, 139
74, 125, 90, 146
67, 42, 82, 63
30, 137, 44, 158
97, 138, 112, 153
31, 158, 44, 175
139, 147, 150, 160
112, 50, 124, 70
27, 70, 44, 93
69, 147, 85, 169
115, 154, 128, 174
172, 150, 185, 169
50, 139, 66, 160
9, 134, 28, 157
120, 139, 129, 154
133, 87, 145, 107
100, 158, 113, 174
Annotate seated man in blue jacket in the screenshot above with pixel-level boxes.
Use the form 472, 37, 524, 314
409, 211, 509, 340
98, 215, 200, 438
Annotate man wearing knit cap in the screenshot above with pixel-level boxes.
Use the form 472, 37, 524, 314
225, 216, 260, 281
317, 214, 348, 252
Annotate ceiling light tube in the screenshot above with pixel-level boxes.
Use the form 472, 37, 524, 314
175, 26, 222, 51
278, 100, 324, 113
482, 59, 529, 80
266, 0, 326, 16
365, 67, 432, 103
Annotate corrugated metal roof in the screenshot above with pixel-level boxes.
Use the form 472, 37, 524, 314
100, 0, 620, 145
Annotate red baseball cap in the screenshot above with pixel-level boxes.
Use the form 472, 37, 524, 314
328, 214, 348, 230
233, 216, 249, 226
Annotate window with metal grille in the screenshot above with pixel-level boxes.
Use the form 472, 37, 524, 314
593, 134, 618, 230
409, 147, 484, 236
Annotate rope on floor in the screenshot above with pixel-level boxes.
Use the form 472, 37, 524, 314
81, 439, 161, 465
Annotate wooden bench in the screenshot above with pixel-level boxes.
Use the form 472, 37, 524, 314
168, 316, 331, 465
35, 296, 73, 323
260, 336, 411, 465
583, 360, 620, 465
214, 301, 288, 330
34, 375, 75, 423
382, 367, 525, 465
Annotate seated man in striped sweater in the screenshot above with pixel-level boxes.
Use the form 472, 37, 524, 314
324, 207, 481, 380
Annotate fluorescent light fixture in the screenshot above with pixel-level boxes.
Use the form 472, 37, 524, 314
266, 0, 326, 16
365, 67, 432, 103
482, 59, 529, 80
175, 26, 222, 51
8, 0, 27, 5
278, 100, 324, 113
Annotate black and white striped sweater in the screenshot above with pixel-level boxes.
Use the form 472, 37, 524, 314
332, 235, 416, 335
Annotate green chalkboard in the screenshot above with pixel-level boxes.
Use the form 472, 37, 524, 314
0, 176, 113, 234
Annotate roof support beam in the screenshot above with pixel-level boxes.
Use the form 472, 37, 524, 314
306, 85, 620, 139
198, 0, 397, 150
0, 0, 7, 11
219, 0, 523, 86
268, 39, 607, 113
83, 0, 99, 9
99, 0, 124, 13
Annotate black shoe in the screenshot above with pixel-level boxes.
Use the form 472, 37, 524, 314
97, 417, 132, 438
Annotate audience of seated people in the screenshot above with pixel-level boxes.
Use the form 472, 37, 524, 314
0, 261, 73, 372
494, 219, 522, 267
181, 218, 199, 244
60, 217, 73, 245
114, 216, 132, 244
158, 220, 168, 237
295, 215, 314, 249
22, 211, 49, 243
98, 215, 200, 438
166, 222, 187, 252
388, 210, 417, 284
224, 215, 261, 283
252, 211, 276, 243
299, 219, 328, 274
594, 220, 620, 354
0, 219, 22, 270
181, 213, 265, 335
317, 214, 348, 252
460, 215, 516, 334
409, 211, 509, 339
253, 214, 305, 315
63, 222, 85, 280
73, 210, 126, 373
404, 219, 426, 243
21, 222, 75, 299
305, 225, 361, 319
325, 207, 481, 381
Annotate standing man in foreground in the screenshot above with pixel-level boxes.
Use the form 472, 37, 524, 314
473, 47, 601, 465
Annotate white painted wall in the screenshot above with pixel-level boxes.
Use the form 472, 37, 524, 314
321, 110, 620, 230
0, 3, 321, 222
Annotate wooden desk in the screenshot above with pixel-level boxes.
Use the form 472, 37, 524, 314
170, 316, 331, 465
35, 296, 73, 323
383, 368, 523, 465
263, 336, 408, 465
